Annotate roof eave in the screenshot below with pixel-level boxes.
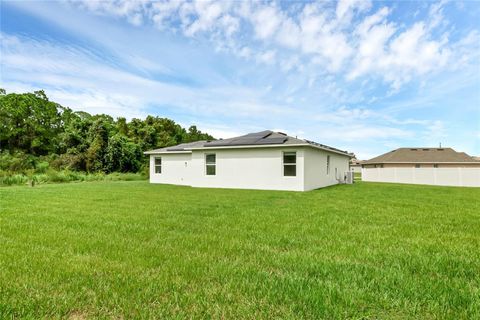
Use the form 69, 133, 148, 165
144, 150, 192, 155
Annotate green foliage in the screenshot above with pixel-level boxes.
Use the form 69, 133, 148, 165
0, 173, 28, 186
85, 118, 110, 172
0, 151, 35, 172
34, 161, 50, 174
0, 89, 214, 174
50, 153, 85, 171
0, 169, 146, 186
104, 134, 142, 173
0, 182, 479, 318
0, 90, 62, 155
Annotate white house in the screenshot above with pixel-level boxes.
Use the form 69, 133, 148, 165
362, 147, 480, 187
144, 130, 351, 191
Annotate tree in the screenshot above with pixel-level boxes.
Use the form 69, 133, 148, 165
0, 90, 215, 173
117, 117, 129, 136
85, 118, 110, 172
104, 134, 142, 172
0, 91, 62, 155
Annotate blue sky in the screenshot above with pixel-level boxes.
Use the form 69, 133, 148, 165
1, 0, 479, 159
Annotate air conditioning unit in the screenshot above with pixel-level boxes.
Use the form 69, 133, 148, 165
344, 171, 354, 184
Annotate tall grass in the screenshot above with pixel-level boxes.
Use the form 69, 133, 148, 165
0, 169, 146, 186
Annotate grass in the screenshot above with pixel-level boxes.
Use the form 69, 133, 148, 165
1, 181, 479, 319
354, 171, 362, 181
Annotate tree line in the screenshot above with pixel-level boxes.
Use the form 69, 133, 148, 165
0, 89, 214, 173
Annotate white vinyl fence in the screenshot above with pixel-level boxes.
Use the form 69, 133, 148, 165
362, 167, 480, 187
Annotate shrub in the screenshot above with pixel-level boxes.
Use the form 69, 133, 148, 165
35, 161, 50, 174
0, 174, 28, 186
50, 153, 85, 171
0, 169, 147, 186
0, 151, 36, 172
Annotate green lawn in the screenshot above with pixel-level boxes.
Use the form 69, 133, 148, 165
1, 181, 479, 319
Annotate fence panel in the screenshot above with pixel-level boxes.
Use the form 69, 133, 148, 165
362, 167, 480, 187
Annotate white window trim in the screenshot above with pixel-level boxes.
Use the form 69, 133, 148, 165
154, 156, 162, 174
205, 153, 216, 176
282, 151, 297, 177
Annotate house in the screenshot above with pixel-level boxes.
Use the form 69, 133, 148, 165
362, 147, 480, 187
144, 130, 351, 191
349, 158, 364, 173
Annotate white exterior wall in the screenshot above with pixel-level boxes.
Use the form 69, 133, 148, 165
188, 147, 305, 191
304, 148, 350, 190
149, 153, 192, 186
362, 167, 480, 187
149, 146, 350, 191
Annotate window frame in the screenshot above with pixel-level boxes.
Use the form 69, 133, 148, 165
205, 153, 216, 176
154, 157, 162, 174
283, 151, 297, 177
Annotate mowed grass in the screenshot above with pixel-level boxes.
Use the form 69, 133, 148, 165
1, 181, 479, 319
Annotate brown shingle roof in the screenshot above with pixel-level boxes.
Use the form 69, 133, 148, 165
363, 148, 480, 164
350, 159, 364, 165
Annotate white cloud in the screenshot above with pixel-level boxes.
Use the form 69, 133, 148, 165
251, 5, 282, 40
256, 50, 276, 65
276, 18, 301, 48
67, 0, 478, 91
4, 1, 480, 157
1, 33, 297, 123
348, 6, 451, 90
183, 1, 225, 36
336, 0, 372, 23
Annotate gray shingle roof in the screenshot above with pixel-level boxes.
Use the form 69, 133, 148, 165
144, 130, 350, 156
363, 148, 480, 164
144, 140, 207, 154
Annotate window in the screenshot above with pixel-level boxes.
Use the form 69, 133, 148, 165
415, 164, 421, 168
205, 154, 216, 175
327, 155, 330, 174
283, 152, 296, 176
154, 157, 162, 174
433, 164, 438, 168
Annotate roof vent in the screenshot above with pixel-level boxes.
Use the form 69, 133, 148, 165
422, 148, 430, 151
437, 148, 444, 151
410, 148, 418, 151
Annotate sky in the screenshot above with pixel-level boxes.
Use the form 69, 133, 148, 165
1, 0, 479, 159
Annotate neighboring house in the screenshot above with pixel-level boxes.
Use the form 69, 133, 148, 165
144, 130, 351, 191
362, 147, 480, 187
349, 158, 364, 173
